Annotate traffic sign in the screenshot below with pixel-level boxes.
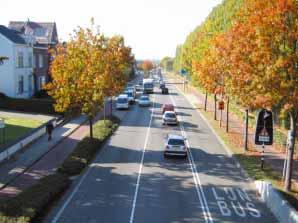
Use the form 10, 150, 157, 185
254, 109, 273, 145
180, 68, 187, 76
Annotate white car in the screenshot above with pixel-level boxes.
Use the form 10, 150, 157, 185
162, 111, 178, 125
164, 134, 187, 158
138, 95, 151, 107
116, 94, 129, 110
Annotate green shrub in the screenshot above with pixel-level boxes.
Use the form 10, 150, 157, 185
0, 173, 70, 222
0, 97, 57, 115
58, 117, 120, 176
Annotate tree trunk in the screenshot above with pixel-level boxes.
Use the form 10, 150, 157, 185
226, 97, 229, 133
214, 94, 217, 120
89, 117, 93, 139
204, 92, 208, 111
285, 111, 297, 191
244, 109, 249, 151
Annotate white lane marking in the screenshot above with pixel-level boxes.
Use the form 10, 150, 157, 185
169, 92, 213, 223
129, 94, 155, 223
51, 158, 93, 223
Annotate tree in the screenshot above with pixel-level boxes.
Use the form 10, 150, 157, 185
141, 60, 154, 72
220, 0, 298, 191
160, 57, 174, 71
45, 22, 133, 139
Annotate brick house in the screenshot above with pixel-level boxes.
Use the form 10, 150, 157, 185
9, 21, 58, 92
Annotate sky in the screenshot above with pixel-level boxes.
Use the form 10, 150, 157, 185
1, 0, 222, 60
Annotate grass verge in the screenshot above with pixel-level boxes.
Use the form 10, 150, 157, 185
0, 116, 43, 147
58, 116, 120, 176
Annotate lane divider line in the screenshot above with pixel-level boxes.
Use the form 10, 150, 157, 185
169, 91, 213, 223
129, 94, 156, 223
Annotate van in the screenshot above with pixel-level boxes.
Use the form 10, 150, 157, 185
116, 94, 129, 110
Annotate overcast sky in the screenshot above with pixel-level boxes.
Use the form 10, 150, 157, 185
1, 0, 222, 60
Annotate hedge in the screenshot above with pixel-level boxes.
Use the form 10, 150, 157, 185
0, 97, 57, 115
0, 173, 70, 223
58, 116, 120, 176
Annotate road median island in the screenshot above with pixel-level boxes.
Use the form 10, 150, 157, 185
58, 115, 120, 176
0, 172, 70, 223
166, 72, 298, 212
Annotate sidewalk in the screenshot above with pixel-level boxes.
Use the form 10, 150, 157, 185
167, 73, 298, 187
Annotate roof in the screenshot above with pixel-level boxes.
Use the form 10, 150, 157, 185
9, 21, 58, 45
164, 111, 175, 114
118, 94, 128, 98
167, 134, 184, 140
0, 25, 25, 44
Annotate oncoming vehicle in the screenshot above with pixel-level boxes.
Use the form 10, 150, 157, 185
162, 104, 174, 114
138, 95, 151, 107
163, 111, 178, 125
116, 94, 129, 110
164, 134, 187, 158
143, 78, 154, 94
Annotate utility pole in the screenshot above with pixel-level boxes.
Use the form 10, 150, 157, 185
244, 109, 249, 151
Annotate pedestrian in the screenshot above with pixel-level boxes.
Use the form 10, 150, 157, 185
46, 121, 54, 141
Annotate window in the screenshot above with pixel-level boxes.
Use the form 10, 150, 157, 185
16, 52, 24, 68
28, 54, 32, 68
38, 76, 46, 90
28, 75, 33, 94
39, 54, 43, 68
18, 76, 24, 94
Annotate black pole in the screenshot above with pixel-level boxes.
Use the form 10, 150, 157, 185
214, 94, 217, 120
89, 117, 93, 139
204, 92, 208, 111
244, 109, 249, 151
226, 97, 229, 133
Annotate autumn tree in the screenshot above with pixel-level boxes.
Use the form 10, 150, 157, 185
141, 60, 153, 72
45, 22, 133, 139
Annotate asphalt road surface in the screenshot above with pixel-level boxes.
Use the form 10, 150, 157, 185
44, 76, 277, 223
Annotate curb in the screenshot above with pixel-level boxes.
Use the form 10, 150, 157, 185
255, 180, 298, 223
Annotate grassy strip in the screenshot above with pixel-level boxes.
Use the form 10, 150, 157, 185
0, 173, 70, 223
58, 116, 120, 176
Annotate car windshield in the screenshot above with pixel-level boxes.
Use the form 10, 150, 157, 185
117, 98, 127, 103
168, 138, 185, 146
140, 96, 149, 101
165, 113, 176, 118
127, 92, 133, 97
144, 83, 153, 88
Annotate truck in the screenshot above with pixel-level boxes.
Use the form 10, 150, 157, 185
143, 78, 154, 94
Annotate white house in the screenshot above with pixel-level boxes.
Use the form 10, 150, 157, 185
0, 25, 34, 98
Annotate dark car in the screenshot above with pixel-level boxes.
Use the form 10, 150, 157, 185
162, 103, 174, 114
162, 87, 169, 94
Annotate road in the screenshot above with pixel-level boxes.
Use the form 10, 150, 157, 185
44, 76, 277, 223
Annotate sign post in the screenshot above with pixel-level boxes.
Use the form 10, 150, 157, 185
0, 119, 5, 145
180, 69, 188, 92
254, 109, 273, 170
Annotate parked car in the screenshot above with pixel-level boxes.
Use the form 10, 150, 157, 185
162, 104, 174, 114
164, 134, 187, 158
116, 94, 129, 110
138, 95, 151, 107
163, 111, 178, 125
162, 87, 169, 94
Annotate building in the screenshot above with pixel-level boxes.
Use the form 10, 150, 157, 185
0, 25, 34, 98
9, 21, 58, 91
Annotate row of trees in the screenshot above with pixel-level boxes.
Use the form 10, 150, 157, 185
174, 0, 298, 191
45, 22, 134, 138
